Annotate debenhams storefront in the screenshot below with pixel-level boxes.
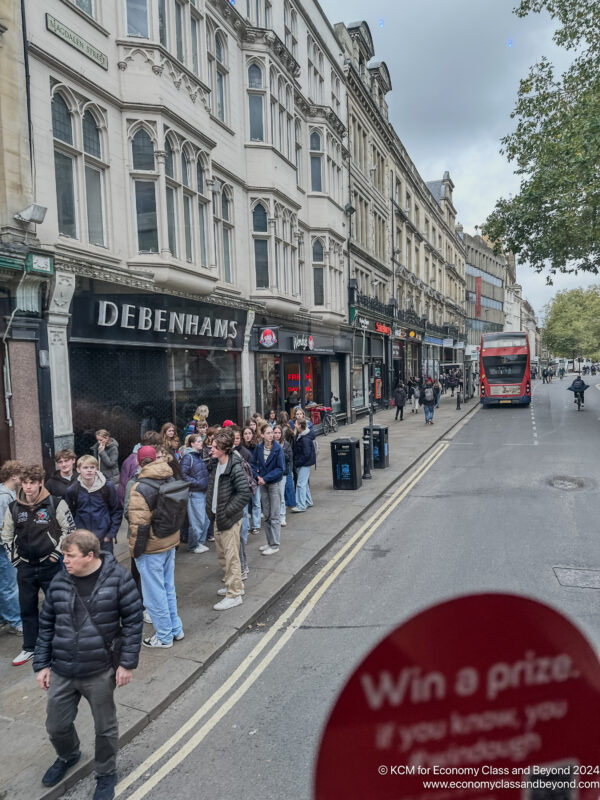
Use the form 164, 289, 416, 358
68, 281, 247, 458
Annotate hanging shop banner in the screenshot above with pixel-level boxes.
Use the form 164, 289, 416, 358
424, 335, 444, 346
71, 292, 247, 349
315, 593, 600, 800
442, 338, 454, 348
475, 276, 482, 318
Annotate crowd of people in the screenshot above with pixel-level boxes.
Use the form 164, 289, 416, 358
392, 369, 463, 425
0, 403, 318, 799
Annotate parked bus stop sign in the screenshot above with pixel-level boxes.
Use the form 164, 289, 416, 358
314, 594, 600, 800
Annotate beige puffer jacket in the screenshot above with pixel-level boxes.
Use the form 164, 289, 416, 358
128, 461, 180, 557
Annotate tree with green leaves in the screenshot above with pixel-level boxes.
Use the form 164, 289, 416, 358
542, 287, 600, 359
484, 0, 600, 279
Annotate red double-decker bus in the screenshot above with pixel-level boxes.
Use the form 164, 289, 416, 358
480, 332, 531, 405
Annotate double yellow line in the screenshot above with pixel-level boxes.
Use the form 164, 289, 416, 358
117, 440, 450, 799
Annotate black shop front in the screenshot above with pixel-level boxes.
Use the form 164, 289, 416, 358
69, 286, 247, 459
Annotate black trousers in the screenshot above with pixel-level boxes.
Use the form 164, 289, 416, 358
395, 405, 404, 420
17, 560, 61, 651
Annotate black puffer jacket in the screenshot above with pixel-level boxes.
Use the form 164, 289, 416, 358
205, 451, 250, 531
33, 553, 142, 678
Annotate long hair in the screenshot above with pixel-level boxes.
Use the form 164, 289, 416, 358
160, 422, 180, 449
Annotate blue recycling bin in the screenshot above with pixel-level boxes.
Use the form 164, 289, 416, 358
363, 425, 389, 469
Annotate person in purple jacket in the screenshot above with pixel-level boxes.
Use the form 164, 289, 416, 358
180, 434, 210, 554
117, 431, 162, 504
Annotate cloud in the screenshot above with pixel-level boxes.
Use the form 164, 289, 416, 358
318, 0, 582, 320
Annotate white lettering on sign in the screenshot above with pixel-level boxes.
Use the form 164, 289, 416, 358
138, 307, 152, 331
361, 668, 446, 710
95, 302, 240, 341
97, 300, 118, 327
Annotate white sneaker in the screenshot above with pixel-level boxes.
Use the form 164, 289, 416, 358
143, 609, 152, 624
261, 546, 280, 556
191, 544, 209, 554
174, 631, 185, 641
241, 569, 249, 581
142, 635, 173, 648
12, 649, 34, 666
280, 519, 287, 527
213, 595, 243, 611
217, 587, 245, 596
259, 544, 269, 551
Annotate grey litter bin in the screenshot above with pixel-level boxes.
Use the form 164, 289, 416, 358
330, 438, 362, 490
363, 424, 389, 469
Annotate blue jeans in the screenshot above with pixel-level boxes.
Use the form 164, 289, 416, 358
0, 547, 21, 627
187, 491, 208, 549
424, 405, 434, 423
239, 506, 249, 572
295, 466, 312, 511
251, 485, 261, 529
135, 549, 182, 644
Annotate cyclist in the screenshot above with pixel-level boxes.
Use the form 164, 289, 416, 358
567, 375, 589, 406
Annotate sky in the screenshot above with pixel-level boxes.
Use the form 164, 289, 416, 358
318, 0, 598, 320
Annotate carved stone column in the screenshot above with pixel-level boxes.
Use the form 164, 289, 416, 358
46, 271, 76, 451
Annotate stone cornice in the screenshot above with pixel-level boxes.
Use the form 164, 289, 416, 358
294, 91, 345, 137
242, 28, 300, 79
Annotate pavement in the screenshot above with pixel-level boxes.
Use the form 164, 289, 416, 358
0, 391, 478, 800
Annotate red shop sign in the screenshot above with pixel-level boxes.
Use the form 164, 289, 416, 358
315, 593, 600, 800
376, 322, 391, 335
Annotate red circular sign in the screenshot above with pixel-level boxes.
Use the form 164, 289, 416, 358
315, 594, 600, 800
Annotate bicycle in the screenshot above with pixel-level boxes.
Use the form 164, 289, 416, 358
315, 405, 338, 435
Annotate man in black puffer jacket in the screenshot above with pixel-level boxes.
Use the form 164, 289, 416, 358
33, 530, 142, 800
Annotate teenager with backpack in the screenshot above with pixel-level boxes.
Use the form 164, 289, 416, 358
420, 379, 439, 425
65, 456, 123, 555
1, 464, 75, 666
129, 447, 187, 648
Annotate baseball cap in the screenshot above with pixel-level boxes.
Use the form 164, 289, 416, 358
222, 419, 235, 427
137, 446, 157, 464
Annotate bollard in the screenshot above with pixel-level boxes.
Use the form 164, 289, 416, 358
456, 389, 462, 410
362, 437, 372, 480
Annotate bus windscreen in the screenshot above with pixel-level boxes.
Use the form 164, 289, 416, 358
482, 354, 528, 384
482, 334, 527, 349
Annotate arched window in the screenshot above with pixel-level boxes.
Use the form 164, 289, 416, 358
253, 203, 268, 232
215, 33, 224, 63
312, 238, 325, 306
248, 64, 265, 142
295, 119, 302, 185
310, 130, 323, 192
208, 31, 227, 121
52, 94, 73, 144
253, 202, 269, 288
197, 160, 208, 266
164, 138, 175, 179
82, 110, 100, 157
164, 138, 177, 256
132, 129, 155, 170
213, 183, 233, 282
181, 152, 190, 187
248, 64, 262, 89
52, 93, 107, 246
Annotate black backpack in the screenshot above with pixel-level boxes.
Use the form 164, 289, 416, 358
138, 477, 190, 538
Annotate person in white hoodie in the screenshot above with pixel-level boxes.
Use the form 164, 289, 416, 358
0, 460, 24, 635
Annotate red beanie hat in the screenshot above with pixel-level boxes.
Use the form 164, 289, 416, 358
137, 446, 157, 464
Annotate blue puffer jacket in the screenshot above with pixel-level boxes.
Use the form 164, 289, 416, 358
33, 553, 142, 677
65, 476, 123, 541
251, 441, 285, 484
293, 429, 316, 468
180, 448, 209, 492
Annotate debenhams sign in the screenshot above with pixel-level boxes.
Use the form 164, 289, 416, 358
71, 294, 246, 349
